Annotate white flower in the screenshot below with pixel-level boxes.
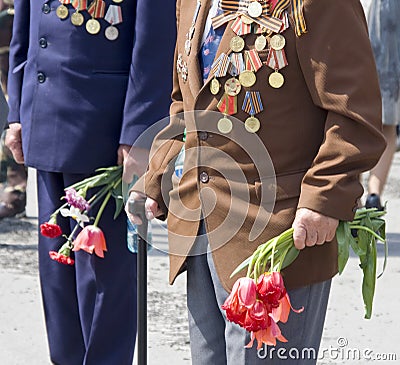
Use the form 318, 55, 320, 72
60, 206, 90, 227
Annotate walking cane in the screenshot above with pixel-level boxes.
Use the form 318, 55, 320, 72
128, 198, 148, 365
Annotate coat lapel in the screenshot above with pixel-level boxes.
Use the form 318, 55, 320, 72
187, 0, 212, 97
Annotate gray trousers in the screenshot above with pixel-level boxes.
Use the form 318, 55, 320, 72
186, 222, 331, 365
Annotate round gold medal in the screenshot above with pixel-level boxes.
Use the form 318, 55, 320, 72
239, 70, 256, 88
230, 36, 245, 53
247, 1, 263, 18
270, 34, 286, 51
224, 77, 242, 96
71, 11, 84, 26
113, 0, 123, 3
217, 117, 233, 134
241, 15, 253, 25
269, 71, 285, 88
244, 116, 260, 133
210, 78, 221, 95
86, 18, 101, 35
255, 35, 267, 51
56, 4, 69, 20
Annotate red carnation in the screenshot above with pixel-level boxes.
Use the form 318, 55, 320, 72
40, 222, 62, 238
49, 251, 75, 266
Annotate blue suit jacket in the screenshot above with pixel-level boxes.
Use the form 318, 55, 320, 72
7, 0, 176, 173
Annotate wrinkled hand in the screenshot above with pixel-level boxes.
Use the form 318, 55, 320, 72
125, 191, 162, 225
117, 145, 150, 183
292, 208, 339, 250
5, 123, 24, 164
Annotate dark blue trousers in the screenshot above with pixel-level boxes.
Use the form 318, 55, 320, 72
37, 171, 137, 365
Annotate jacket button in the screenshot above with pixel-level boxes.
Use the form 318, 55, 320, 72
198, 131, 209, 141
37, 72, 46, 83
39, 37, 48, 48
42, 3, 51, 14
199, 172, 209, 183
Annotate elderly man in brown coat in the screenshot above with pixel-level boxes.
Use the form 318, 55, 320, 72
128, 0, 386, 363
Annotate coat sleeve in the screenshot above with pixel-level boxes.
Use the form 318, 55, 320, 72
119, 0, 177, 146
7, 0, 30, 123
295, 0, 386, 221
132, 0, 185, 215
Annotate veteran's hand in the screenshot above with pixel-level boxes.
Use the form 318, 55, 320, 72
117, 145, 150, 183
5, 123, 24, 164
292, 208, 338, 250
125, 191, 162, 225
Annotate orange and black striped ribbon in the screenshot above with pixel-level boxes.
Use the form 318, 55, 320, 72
291, 0, 307, 36
242, 91, 263, 115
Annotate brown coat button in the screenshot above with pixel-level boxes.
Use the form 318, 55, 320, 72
199, 171, 209, 183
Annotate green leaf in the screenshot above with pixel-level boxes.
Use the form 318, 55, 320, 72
281, 246, 300, 270
336, 222, 350, 274
362, 234, 377, 319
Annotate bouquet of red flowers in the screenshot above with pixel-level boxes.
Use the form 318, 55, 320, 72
40, 166, 124, 265
223, 207, 387, 349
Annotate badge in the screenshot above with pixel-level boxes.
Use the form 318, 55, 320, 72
239, 70, 256, 88
56, 4, 69, 19
177, 54, 183, 74
113, 0, 123, 2
247, 1, 262, 18
270, 34, 286, 51
217, 117, 233, 134
244, 116, 260, 133
255, 35, 267, 51
210, 78, 221, 95
86, 18, 101, 34
224, 77, 241, 96
269, 71, 285, 88
71, 11, 84, 26
185, 39, 192, 56
230, 36, 245, 53
105, 25, 119, 40
181, 62, 188, 82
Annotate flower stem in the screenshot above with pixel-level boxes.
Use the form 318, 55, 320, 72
94, 189, 113, 227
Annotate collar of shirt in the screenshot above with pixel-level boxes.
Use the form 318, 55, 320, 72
201, 0, 221, 46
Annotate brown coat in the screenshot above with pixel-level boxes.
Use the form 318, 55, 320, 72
134, 0, 386, 292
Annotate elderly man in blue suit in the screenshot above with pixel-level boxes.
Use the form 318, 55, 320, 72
5, 0, 176, 363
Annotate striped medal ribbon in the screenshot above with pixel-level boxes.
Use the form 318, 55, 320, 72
242, 91, 263, 133
211, 53, 230, 77
242, 91, 263, 115
266, 48, 288, 70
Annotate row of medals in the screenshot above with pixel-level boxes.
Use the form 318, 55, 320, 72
176, 0, 288, 135
56, 0, 122, 40
214, 26, 287, 135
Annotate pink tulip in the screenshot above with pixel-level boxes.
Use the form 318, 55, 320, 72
72, 225, 107, 258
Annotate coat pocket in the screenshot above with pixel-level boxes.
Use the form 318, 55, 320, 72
255, 170, 307, 203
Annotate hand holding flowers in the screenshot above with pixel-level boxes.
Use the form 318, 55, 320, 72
40, 166, 124, 265
223, 207, 386, 349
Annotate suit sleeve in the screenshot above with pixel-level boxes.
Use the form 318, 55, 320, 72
132, 0, 185, 216
294, 0, 386, 221
7, 0, 30, 123
119, 0, 177, 146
